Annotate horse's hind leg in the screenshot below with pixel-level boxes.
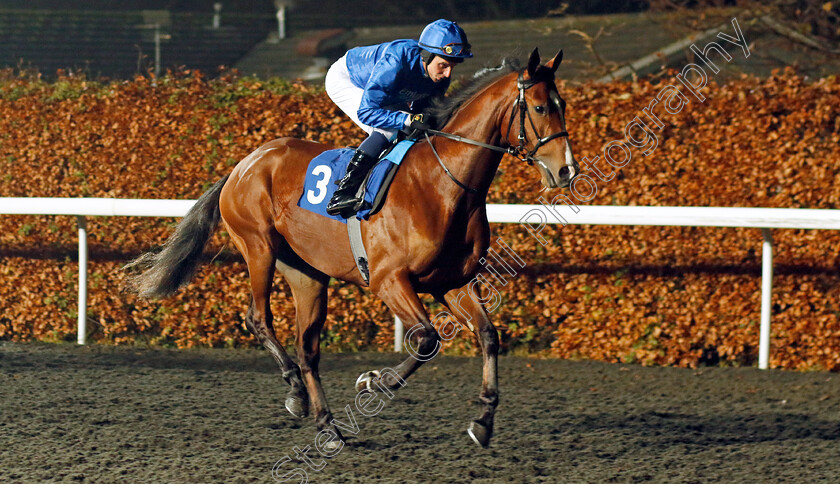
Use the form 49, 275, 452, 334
275, 258, 345, 447
239, 241, 309, 418
440, 286, 499, 448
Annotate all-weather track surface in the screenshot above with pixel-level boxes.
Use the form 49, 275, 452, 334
1, 342, 838, 483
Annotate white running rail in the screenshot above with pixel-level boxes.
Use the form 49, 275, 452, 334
3, 198, 840, 369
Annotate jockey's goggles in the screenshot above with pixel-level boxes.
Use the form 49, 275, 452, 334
441, 42, 471, 57
419, 41, 472, 58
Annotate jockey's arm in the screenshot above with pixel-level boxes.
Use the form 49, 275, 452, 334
409, 79, 449, 114
409, 97, 431, 114
356, 54, 411, 130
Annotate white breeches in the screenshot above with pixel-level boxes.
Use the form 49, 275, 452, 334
324, 55, 400, 140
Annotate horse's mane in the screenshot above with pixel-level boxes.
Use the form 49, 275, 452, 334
423, 57, 521, 130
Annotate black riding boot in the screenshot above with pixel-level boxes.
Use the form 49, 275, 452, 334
325, 149, 377, 217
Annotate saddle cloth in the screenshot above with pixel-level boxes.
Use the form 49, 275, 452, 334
297, 140, 415, 223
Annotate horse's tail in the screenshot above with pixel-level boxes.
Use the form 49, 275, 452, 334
124, 174, 230, 299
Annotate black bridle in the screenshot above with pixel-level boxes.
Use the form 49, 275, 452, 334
504, 71, 569, 165
424, 70, 570, 193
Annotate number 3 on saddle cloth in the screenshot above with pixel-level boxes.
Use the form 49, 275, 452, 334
298, 140, 416, 223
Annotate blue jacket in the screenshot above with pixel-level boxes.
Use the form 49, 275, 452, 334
345, 39, 450, 129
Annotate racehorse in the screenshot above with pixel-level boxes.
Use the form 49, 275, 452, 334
125, 48, 577, 449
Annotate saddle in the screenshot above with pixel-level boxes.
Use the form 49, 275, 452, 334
297, 138, 417, 285
297, 139, 416, 224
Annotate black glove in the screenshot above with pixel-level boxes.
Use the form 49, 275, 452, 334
408, 113, 432, 131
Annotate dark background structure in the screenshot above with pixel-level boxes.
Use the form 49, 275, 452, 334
1, 1, 837, 80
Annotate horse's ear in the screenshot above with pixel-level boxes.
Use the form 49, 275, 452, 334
527, 48, 540, 77
547, 49, 563, 73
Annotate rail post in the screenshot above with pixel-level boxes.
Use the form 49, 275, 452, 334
276, 5, 286, 40
77, 216, 88, 345
758, 228, 773, 369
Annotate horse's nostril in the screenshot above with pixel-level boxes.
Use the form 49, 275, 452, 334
558, 166, 571, 179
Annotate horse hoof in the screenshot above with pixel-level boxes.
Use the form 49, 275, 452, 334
322, 439, 344, 453
354, 370, 381, 394
467, 421, 491, 448
285, 395, 308, 418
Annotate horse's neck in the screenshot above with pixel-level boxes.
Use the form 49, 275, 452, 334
433, 88, 509, 202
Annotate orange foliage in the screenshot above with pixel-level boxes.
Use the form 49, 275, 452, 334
0, 69, 838, 370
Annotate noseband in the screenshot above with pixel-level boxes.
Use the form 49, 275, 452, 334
423, 69, 570, 192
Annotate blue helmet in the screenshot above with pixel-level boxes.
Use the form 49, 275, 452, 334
418, 19, 473, 59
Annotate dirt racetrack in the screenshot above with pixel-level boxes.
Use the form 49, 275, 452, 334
1, 342, 839, 483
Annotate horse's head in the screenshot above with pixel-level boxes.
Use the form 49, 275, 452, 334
501, 48, 578, 189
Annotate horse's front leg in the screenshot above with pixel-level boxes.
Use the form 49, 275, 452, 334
356, 272, 440, 393
442, 285, 499, 448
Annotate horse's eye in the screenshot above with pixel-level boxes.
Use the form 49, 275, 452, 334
534, 105, 545, 114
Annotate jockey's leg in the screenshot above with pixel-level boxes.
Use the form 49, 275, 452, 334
324, 54, 373, 134
326, 131, 390, 217
325, 54, 400, 217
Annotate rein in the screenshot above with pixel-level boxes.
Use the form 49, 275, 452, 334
422, 70, 569, 193
424, 131, 480, 194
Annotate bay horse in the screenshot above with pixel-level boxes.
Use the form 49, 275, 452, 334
125, 48, 577, 449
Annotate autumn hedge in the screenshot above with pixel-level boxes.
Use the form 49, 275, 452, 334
0, 68, 838, 370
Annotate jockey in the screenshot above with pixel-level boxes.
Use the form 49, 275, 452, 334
324, 19, 473, 217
